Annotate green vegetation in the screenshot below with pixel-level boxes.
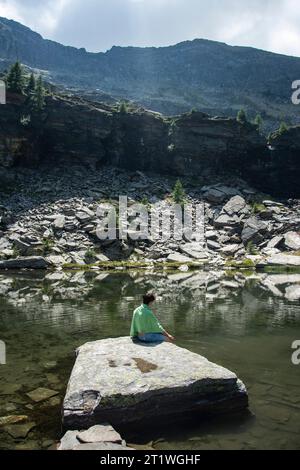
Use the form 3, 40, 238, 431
6, 62, 46, 111
85, 248, 97, 260
26, 72, 36, 96
172, 179, 186, 205
278, 121, 289, 135
251, 201, 267, 214
62, 260, 204, 272
263, 265, 300, 274
118, 101, 129, 113
12, 246, 21, 258
140, 196, 150, 207
34, 75, 46, 111
42, 238, 54, 255
225, 258, 256, 269
237, 108, 247, 123
254, 113, 263, 131
246, 241, 259, 255
6, 61, 25, 94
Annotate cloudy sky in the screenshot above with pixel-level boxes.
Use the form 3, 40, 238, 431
0, 0, 300, 56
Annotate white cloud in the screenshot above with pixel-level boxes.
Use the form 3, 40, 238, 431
0, 0, 300, 56
0, 0, 71, 35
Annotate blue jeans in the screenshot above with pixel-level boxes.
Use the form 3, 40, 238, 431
138, 333, 165, 343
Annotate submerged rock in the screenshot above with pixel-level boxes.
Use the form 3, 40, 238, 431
78, 424, 122, 444
0, 415, 28, 426
58, 424, 131, 451
4, 422, 36, 439
63, 337, 248, 430
26, 387, 59, 403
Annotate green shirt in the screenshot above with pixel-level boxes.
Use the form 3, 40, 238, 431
130, 304, 164, 337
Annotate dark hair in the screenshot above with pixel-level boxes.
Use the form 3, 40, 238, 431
143, 291, 156, 305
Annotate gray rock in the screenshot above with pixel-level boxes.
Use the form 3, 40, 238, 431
214, 196, 250, 228
46, 255, 67, 266
0, 256, 50, 270
180, 243, 209, 260
73, 442, 133, 451
221, 196, 250, 217
4, 422, 36, 439
214, 213, 240, 228
63, 337, 248, 429
203, 186, 240, 204
203, 188, 227, 204
207, 240, 221, 251
76, 210, 94, 223
241, 217, 269, 245
285, 285, 300, 301
167, 253, 193, 263
261, 278, 284, 297
53, 215, 66, 230
58, 430, 81, 450
220, 244, 240, 255
265, 274, 300, 285
26, 387, 59, 403
263, 200, 284, 207
266, 236, 284, 250
265, 254, 300, 267
284, 231, 300, 251
206, 230, 219, 240
77, 424, 122, 444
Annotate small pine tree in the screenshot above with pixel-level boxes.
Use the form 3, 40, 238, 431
172, 179, 186, 205
119, 101, 128, 113
279, 121, 289, 135
26, 73, 36, 96
237, 108, 247, 123
6, 61, 25, 94
254, 113, 263, 130
34, 75, 45, 111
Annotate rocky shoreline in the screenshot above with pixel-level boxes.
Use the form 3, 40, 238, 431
0, 165, 300, 273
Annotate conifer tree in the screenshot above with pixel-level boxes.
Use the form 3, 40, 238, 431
26, 73, 36, 96
35, 75, 45, 111
6, 61, 25, 94
237, 108, 247, 123
254, 113, 263, 130
172, 179, 186, 205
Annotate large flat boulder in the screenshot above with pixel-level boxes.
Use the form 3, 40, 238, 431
63, 337, 248, 430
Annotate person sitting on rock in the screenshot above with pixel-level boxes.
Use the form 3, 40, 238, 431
130, 291, 175, 343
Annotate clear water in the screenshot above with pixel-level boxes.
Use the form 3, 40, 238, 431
0, 270, 300, 450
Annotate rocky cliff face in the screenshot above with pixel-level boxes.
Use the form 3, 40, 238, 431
1, 16, 300, 130
1, 91, 300, 196
0, 93, 267, 183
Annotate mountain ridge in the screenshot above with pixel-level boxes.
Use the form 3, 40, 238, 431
0, 16, 300, 129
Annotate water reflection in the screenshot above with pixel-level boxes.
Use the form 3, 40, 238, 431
0, 269, 300, 450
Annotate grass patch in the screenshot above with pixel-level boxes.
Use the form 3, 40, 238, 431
62, 260, 206, 271
250, 202, 267, 214
225, 258, 256, 269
